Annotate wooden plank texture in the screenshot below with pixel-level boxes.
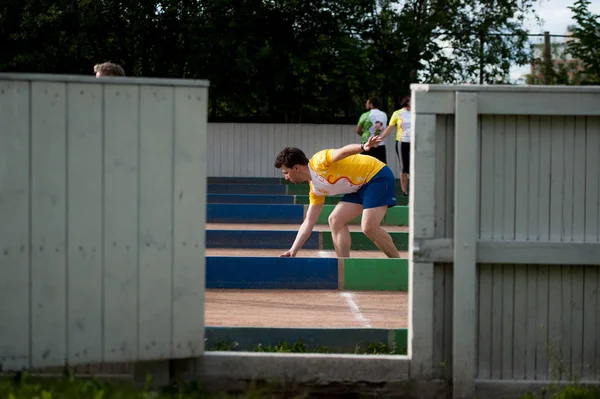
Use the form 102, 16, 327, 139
452, 92, 478, 398
172, 86, 208, 358
0, 80, 31, 370
30, 81, 68, 368
408, 108, 437, 379
138, 85, 174, 360
66, 83, 104, 365
0, 76, 210, 372
206, 123, 403, 178
102, 84, 140, 363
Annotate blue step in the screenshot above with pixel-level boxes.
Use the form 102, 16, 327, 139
207, 177, 286, 185
206, 256, 338, 289
208, 184, 287, 195
207, 203, 304, 224
207, 194, 294, 204
206, 230, 319, 249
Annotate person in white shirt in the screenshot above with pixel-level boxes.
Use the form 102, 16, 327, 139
379, 96, 411, 196
355, 97, 388, 164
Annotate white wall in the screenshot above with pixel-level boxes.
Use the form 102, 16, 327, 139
207, 123, 404, 178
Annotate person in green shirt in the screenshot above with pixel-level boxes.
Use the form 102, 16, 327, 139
355, 97, 388, 164
357, 111, 371, 143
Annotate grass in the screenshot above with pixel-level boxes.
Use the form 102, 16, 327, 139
3, 369, 600, 399
0, 339, 402, 398
3, 339, 596, 399
206, 338, 404, 355
519, 384, 600, 399
0, 371, 298, 399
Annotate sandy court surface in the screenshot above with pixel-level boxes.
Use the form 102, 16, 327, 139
205, 289, 408, 328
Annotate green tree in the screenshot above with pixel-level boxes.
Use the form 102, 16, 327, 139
567, 0, 600, 83
0, 0, 542, 122
525, 37, 587, 85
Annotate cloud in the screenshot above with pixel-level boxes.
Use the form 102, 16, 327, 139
526, 0, 600, 34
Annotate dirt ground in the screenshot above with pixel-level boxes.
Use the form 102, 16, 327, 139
204, 289, 409, 328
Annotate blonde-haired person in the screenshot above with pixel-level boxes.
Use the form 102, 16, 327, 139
94, 62, 126, 77
378, 96, 411, 197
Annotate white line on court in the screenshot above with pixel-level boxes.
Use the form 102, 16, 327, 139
341, 292, 372, 328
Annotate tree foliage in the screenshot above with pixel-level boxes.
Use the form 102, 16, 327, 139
525, 38, 588, 85
0, 0, 540, 122
567, 0, 600, 84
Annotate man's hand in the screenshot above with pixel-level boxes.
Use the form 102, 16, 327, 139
363, 135, 383, 151
280, 249, 296, 257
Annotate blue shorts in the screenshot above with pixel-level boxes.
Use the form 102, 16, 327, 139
340, 166, 397, 209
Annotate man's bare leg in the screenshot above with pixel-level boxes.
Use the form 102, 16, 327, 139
361, 205, 400, 258
328, 201, 363, 257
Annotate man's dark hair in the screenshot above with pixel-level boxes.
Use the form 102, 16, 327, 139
368, 97, 379, 108
399, 95, 410, 108
274, 147, 309, 169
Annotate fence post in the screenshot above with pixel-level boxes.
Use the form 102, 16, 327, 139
452, 91, 479, 398
408, 90, 437, 379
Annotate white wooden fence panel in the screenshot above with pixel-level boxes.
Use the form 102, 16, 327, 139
0, 80, 31, 370
30, 81, 68, 368
66, 82, 104, 365
138, 85, 174, 360
412, 85, 600, 397
0, 73, 208, 372
476, 264, 600, 381
477, 115, 600, 243
103, 83, 140, 363
172, 85, 208, 358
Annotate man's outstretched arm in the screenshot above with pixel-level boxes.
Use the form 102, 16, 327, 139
281, 203, 324, 257
331, 135, 382, 163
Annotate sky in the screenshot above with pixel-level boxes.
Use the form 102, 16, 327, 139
509, 0, 600, 83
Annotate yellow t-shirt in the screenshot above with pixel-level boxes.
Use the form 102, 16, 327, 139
389, 107, 412, 142
307, 149, 386, 205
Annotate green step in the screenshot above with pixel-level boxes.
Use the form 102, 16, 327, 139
295, 194, 409, 206
321, 231, 408, 251
340, 258, 408, 291
313, 205, 408, 226
287, 185, 406, 197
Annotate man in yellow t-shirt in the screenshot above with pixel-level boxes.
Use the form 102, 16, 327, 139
273, 136, 400, 258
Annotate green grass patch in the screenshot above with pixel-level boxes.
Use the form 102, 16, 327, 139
0, 372, 208, 399
3, 369, 599, 399
0, 371, 303, 398
520, 384, 600, 398
207, 337, 404, 355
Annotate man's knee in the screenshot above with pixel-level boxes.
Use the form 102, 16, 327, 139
361, 219, 379, 239
328, 212, 346, 230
